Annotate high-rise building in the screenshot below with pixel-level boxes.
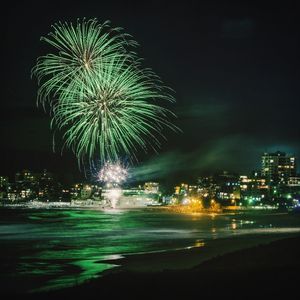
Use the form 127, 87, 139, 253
261, 151, 296, 184
239, 175, 268, 204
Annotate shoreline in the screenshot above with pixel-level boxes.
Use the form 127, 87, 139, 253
1, 208, 300, 297
0, 200, 283, 212
101, 231, 300, 273
0, 202, 286, 217
31, 233, 300, 298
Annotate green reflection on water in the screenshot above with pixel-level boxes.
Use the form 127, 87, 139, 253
5, 208, 299, 293
32, 261, 118, 293
17, 209, 147, 292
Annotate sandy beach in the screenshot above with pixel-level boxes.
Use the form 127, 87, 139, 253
28, 231, 300, 298
106, 232, 298, 273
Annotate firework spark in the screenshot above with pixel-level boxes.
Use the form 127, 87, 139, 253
32, 18, 137, 108
53, 56, 177, 163
33, 19, 179, 165
98, 162, 127, 186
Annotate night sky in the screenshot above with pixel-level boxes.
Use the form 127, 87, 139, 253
1, 0, 299, 185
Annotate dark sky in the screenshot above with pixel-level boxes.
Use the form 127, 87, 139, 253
1, 0, 299, 184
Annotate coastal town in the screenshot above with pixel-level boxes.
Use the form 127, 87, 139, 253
1, 151, 299, 211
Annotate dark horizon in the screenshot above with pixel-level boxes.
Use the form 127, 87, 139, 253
1, 0, 299, 184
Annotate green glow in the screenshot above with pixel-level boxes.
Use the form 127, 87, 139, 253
32, 19, 178, 164
32, 19, 137, 107
32, 261, 118, 293
3, 209, 300, 293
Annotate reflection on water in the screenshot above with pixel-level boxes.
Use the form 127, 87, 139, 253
194, 240, 205, 247
39, 261, 118, 292
0, 208, 300, 293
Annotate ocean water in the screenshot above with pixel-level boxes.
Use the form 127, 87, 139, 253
0, 208, 300, 293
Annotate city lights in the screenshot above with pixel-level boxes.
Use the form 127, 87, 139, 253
2, 3, 300, 297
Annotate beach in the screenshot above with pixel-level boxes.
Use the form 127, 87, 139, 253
37, 233, 300, 298
104, 232, 299, 272
1, 208, 300, 297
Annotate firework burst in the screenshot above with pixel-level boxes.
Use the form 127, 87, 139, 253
98, 162, 127, 186
52, 56, 177, 163
33, 18, 179, 165
32, 18, 137, 108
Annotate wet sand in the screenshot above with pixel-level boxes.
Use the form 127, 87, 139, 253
2, 209, 300, 297
29, 232, 300, 298
106, 233, 298, 273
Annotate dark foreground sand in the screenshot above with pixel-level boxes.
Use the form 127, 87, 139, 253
21, 233, 300, 299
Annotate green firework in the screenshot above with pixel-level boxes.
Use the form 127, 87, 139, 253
53, 56, 177, 163
32, 19, 137, 108
33, 19, 178, 164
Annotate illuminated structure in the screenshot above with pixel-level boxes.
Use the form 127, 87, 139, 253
38, 169, 55, 199
173, 183, 189, 204
213, 172, 240, 205
0, 176, 8, 188
69, 184, 102, 205
0, 169, 63, 202
262, 151, 296, 184
101, 187, 160, 208
188, 185, 198, 196
197, 176, 217, 204
178, 183, 189, 196
70, 183, 83, 199
80, 185, 93, 199
0, 176, 8, 199
14, 170, 39, 200
287, 177, 300, 187
144, 182, 159, 193
99, 166, 160, 208
240, 175, 268, 205
15, 170, 38, 184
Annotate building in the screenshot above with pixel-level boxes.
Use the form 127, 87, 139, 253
282, 176, 300, 204
80, 184, 92, 199
70, 183, 83, 199
0, 176, 9, 188
15, 170, 38, 184
38, 169, 55, 199
214, 171, 240, 205
0, 176, 9, 199
100, 186, 160, 207
287, 177, 300, 187
240, 175, 269, 205
197, 176, 217, 202
173, 183, 189, 204
14, 170, 39, 200
261, 151, 296, 184
144, 182, 159, 193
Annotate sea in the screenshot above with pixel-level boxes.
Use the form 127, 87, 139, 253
1, 207, 300, 293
